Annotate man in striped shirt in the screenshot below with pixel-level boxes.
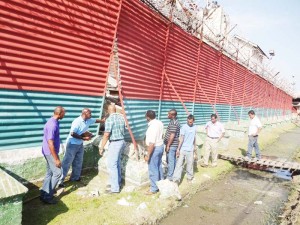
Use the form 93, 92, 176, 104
164, 109, 181, 180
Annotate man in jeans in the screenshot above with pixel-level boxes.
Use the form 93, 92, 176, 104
247, 110, 262, 160
99, 104, 126, 194
164, 109, 180, 180
40, 106, 65, 204
144, 110, 164, 195
60, 108, 105, 186
173, 115, 197, 184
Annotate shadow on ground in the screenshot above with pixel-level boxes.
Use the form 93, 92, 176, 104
22, 169, 98, 225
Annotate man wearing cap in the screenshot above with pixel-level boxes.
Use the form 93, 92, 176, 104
201, 113, 225, 167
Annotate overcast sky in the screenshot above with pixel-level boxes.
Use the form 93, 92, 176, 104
197, 0, 300, 95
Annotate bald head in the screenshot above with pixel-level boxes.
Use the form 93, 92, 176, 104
53, 106, 65, 120
108, 104, 116, 114
82, 108, 91, 115
81, 108, 92, 120
54, 106, 64, 115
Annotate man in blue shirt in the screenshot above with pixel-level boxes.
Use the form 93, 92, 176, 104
59, 108, 105, 186
99, 104, 126, 194
173, 115, 197, 184
40, 106, 65, 204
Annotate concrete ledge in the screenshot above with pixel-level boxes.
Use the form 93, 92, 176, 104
0, 168, 28, 225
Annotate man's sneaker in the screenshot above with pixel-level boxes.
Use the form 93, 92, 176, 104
200, 163, 208, 168
105, 190, 119, 195
58, 183, 65, 188
211, 163, 217, 167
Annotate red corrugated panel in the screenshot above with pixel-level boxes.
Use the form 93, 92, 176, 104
198, 43, 220, 103
163, 25, 198, 102
117, 0, 166, 100
0, 0, 121, 96
216, 56, 231, 104
234, 64, 247, 106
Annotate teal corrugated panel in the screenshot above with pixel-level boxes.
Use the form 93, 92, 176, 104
230, 106, 242, 121
160, 101, 193, 126
0, 89, 103, 150
193, 103, 213, 125
124, 99, 159, 141
215, 104, 231, 122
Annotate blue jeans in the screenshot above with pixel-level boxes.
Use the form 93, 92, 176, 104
173, 150, 194, 182
61, 143, 84, 182
167, 146, 177, 180
148, 145, 164, 192
41, 154, 62, 201
247, 136, 261, 159
107, 140, 126, 193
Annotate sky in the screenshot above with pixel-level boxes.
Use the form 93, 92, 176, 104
197, 0, 300, 96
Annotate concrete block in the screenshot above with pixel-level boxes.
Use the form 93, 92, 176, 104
0, 168, 28, 225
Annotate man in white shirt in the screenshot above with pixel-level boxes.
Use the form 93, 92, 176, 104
201, 114, 225, 167
247, 110, 262, 160
144, 110, 164, 195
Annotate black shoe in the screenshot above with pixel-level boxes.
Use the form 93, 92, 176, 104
105, 190, 119, 194
70, 178, 81, 182
40, 197, 58, 205
58, 183, 65, 188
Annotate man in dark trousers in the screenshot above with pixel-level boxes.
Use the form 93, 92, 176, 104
164, 109, 181, 180
40, 106, 65, 204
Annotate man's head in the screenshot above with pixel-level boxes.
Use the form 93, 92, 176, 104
82, 108, 92, 120
168, 109, 177, 119
107, 104, 117, 115
145, 110, 156, 122
187, 114, 195, 126
248, 110, 255, 119
211, 113, 217, 124
54, 106, 65, 120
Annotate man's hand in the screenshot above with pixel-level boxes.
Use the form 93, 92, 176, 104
165, 146, 170, 153
176, 150, 180, 158
144, 155, 149, 163
55, 159, 61, 168
99, 147, 104, 156
83, 136, 91, 141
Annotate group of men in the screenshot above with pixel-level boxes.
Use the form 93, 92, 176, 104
40, 105, 123, 204
40, 105, 262, 203
144, 109, 226, 194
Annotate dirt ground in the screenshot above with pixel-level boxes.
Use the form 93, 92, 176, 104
22, 122, 299, 225
160, 126, 300, 225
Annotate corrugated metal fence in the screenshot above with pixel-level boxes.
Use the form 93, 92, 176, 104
0, 0, 121, 150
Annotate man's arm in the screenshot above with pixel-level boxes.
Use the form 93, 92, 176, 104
99, 132, 110, 155
71, 132, 90, 141
48, 139, 61, 168
166, 132, 175, 153
95, 118, 106, 123
176, 135, 184, 158
144, 143, 155, 163
218, 132, 225, 142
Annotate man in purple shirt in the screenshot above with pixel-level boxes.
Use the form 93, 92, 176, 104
40, 106, 65, 204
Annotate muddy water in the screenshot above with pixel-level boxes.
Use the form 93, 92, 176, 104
160, 127, 300, 225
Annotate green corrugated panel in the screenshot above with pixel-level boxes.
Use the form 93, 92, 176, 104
124, 99, 159, 141
160, 101, 193, 126
193, 103, 213, 125
0, 89, 103, 150
215, 104, 231, 122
